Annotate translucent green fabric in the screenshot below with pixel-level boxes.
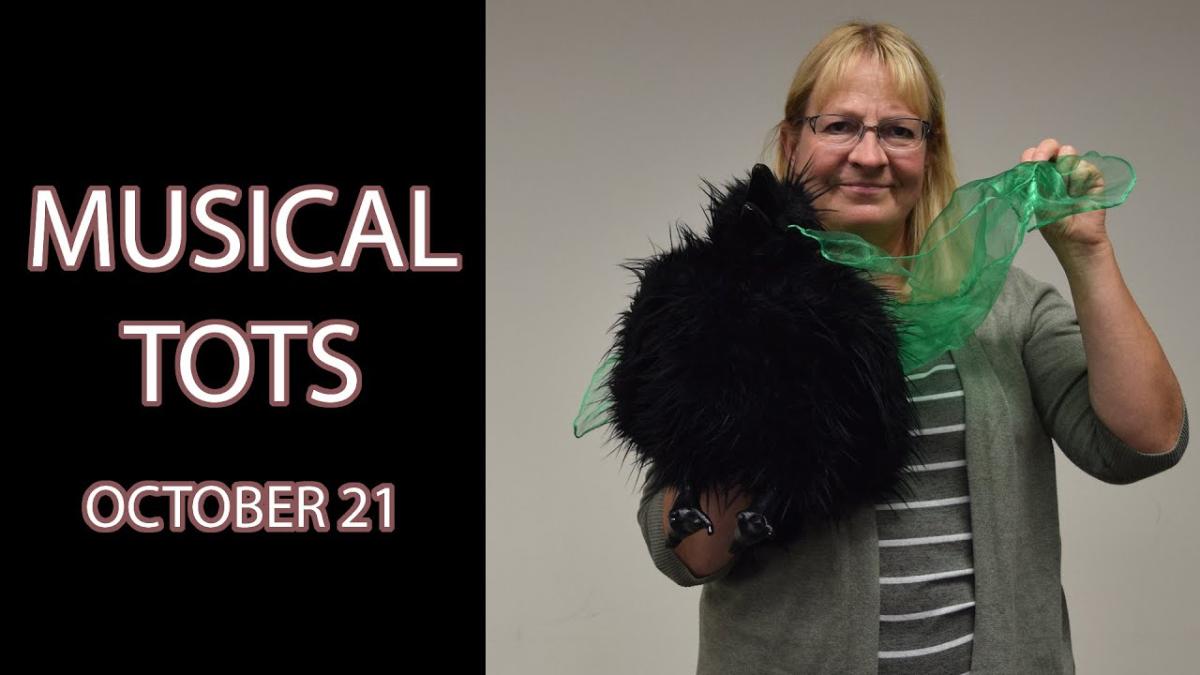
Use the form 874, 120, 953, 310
574, 353, 617, 438
793, 151, 1134, 372
573, 153, 1135, 438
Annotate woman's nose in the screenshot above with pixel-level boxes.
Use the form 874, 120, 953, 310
847, 129, 888, 167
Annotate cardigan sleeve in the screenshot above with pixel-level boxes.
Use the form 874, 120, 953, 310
636, 484, 740, 587
1020, 272, 1188, 484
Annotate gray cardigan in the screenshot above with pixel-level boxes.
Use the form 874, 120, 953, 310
637, 265, 1189, 674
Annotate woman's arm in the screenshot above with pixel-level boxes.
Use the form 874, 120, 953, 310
1022, 138, 1185, 454
1055, 243, 1185, 454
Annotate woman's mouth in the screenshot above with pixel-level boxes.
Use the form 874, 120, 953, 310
839, 183, 889, 195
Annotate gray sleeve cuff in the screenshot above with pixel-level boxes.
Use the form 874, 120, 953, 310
1097, 400, 1189, 484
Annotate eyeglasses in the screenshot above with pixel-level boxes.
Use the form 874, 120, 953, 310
798, 114, 932, 151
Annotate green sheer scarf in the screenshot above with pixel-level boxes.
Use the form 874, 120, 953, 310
574, 152, 1135, 438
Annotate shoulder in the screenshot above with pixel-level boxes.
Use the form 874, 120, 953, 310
994, 265, 1070, 331
966, 264, 1078, 371
975, 264, 1042, 343
1000, 264, 1053, 309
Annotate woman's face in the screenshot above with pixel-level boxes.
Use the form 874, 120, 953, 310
784, 57, 927, 256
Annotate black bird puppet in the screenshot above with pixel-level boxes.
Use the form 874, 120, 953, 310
598, 162, 924, 554
576, 151, 1135, 556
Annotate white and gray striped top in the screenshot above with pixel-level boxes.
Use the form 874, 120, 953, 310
877, 351, 974, 675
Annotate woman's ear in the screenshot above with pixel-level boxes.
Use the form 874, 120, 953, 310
780, 122, 795, 158
779, 122, 799, 175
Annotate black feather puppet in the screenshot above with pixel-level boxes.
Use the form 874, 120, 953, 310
605, 163, 924, 551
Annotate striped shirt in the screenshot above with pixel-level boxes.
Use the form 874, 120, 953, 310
877, 351, 975, 675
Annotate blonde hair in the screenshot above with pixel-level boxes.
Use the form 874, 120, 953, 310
765, 22, 958, 281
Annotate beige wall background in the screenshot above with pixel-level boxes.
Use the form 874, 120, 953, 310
487, 1, 1199, 672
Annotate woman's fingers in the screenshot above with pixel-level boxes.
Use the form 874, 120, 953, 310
1052, 145, 1106, 196
1035, 138, 1060, 161
1023, 139, 1064, 163
1024, 140, 1104, 194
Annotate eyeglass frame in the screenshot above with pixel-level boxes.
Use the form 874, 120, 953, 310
794, 114, 933, 151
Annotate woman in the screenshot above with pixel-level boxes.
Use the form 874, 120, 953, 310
638, 21, 1188, 674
